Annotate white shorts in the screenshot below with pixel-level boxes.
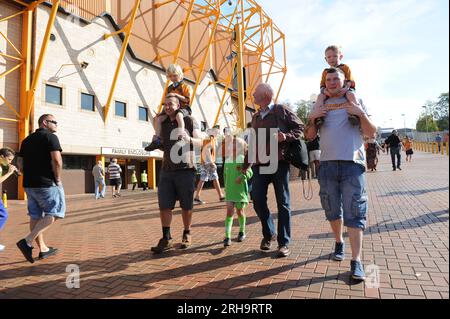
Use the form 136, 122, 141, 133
309, 150, 321, 162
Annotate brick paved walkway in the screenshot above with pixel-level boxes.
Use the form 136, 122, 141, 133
0, 152, 448, 299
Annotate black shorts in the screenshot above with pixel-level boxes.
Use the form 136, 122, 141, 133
406, 149, 414, 155
110, 178, 122, 187
158, 169, 195, 210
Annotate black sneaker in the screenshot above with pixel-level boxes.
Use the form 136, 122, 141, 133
16, 239, 34, 263
333, 242, 345, 261
180, 233, 192, 249
38, 247, 58, 260
237, 232, 246, 242
150, 238, 173, 254
145, 137, 162, 152
193, 198, 205, 205
223, 238, 231, 247
260, 238, 272, 251
397, 166, 402, 170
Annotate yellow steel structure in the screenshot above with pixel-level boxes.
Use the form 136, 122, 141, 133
148, 0, 287, 128
103, 0, 141, 122
1, 0, 60, 199
1, 0, 286, 197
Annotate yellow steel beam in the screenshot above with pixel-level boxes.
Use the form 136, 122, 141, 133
18, 6, 33, 200
0, 31, 23, 58
0, 61, 23, 80
154, 0, 176, 9
26, 0, 61, 119
0, 117, 19, 122
234, 23, 246, 130
0, 94, 21, 119
0, 10, 25, 23
213, 62, 236, 127
103, 0, 141, 122
190, 2, 221, 109
157, 0, 196, 113
0, 52, 22, 62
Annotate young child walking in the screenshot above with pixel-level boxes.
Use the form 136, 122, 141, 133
0, 148, 18, 251
223, 137, 253, 247
146, 64, 193, 151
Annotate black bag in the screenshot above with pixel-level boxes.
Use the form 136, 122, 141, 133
274, 105, 309, 171
284, 138, 309, 171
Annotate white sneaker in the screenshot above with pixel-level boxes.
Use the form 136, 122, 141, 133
0, 244, 5, 251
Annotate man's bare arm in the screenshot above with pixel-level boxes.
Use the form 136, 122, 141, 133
50, 151, 63, 184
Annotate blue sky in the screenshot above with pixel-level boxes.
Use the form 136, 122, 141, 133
257, 0, 449, 129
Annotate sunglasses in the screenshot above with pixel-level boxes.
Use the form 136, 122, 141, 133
46, 120, 58, 125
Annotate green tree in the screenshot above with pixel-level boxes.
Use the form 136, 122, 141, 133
416, 115, 438, 132
433, 92, 449, 131
294, 99, 312, 124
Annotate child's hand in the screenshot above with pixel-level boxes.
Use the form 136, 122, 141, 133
8, 164, 17, 175
235, 176, 242, 184
324, 89, 332, 98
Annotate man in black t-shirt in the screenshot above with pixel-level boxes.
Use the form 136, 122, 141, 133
16, 114, 65, 263
384, 130, 403, 171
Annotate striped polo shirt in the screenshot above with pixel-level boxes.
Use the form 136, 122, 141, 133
107, 163, 121, 179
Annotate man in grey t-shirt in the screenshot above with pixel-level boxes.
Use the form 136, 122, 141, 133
92, 161, 105, 199
306, 67, 377, 281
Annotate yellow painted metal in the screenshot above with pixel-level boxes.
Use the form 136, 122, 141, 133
157, 0, 196, 113
0, 117, 19, 122
0, 10, 25, 23
103, 0, 141, 122
0, 52, 23, 62
0, 94, 21, 119
0, 31, 23, 57
26, 0, 61, 119
0, 62, 23, 79
213, 62, 236, 127
190, 2, 221, 109
147, 158, 156, 190
234, 23, 246, 129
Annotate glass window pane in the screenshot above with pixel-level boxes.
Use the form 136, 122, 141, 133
115, 101, 126, 117
81, 93, 95, 111
139, 106, 148, 121
45, 85, 62, 105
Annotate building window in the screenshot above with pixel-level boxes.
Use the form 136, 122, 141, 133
201, 121, 207, 132
45, 84, 62, 105
81, 93, 95, 111
139, 106, 149, 122
62, 155, 95, 170
115, 101, 126, 117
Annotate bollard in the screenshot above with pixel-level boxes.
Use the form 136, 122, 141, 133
2, 190, 7, 208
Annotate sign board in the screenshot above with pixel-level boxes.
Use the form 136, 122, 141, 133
101, 147, 162, 158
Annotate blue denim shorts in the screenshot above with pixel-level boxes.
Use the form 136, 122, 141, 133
318, 161, 368, 229
25, 185, 66, 220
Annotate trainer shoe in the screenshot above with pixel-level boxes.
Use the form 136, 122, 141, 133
351, 260, 366, 281
333, 242, 345, 261
38, 247, 59, 260
16, 239, 34, 263
150, 238, 173, 254
223, 238, 231, 247
180, 233, 192, 249
237, 232, 246, 242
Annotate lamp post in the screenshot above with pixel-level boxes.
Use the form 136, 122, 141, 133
422, 105, 429, 142
401, 114, 406, 137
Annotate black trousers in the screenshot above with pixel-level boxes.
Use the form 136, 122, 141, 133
390, 146, 401, 169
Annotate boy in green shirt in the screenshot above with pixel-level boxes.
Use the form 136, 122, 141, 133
223, 137, 253, 247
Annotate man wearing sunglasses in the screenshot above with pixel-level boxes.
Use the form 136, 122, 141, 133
16, 114, 65, 263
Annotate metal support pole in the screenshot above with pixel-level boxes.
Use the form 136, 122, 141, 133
103, 0, 141, 122
234, 23, 246, 130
